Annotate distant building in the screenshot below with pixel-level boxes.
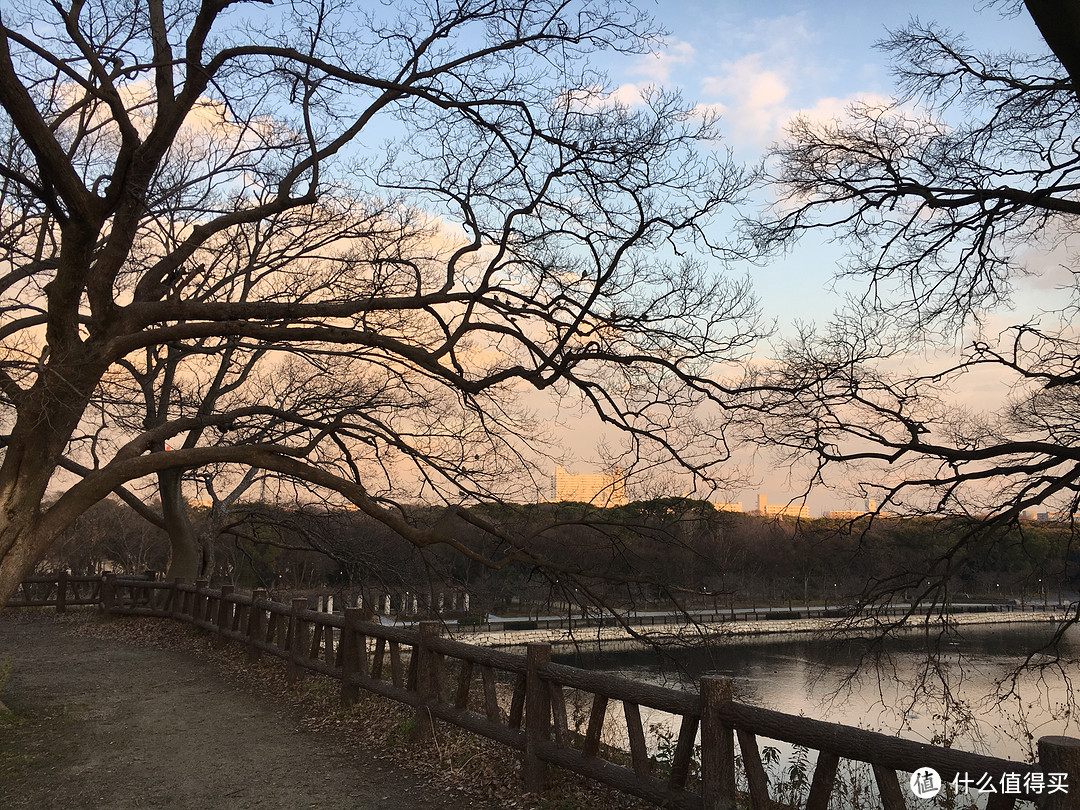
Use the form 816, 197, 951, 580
712, 501, 743, 513
1037, 511, 1072, 522
824, 498, 879, 520
755, 493, 809, 519
549, 466, 627, 507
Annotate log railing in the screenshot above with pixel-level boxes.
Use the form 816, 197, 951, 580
8, 574, 1079, 809
2, 571, 143, 611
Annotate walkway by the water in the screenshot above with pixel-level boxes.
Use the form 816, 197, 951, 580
0, 612, 487, 810
457, 606, 1066, 649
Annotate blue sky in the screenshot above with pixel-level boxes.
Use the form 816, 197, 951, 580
613, 2, 1048, 152
596, 2, 1053, 330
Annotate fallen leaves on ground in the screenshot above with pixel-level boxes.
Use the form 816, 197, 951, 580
71, 610, 654, 810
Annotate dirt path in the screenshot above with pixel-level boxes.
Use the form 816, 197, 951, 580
0, 611, 487, 810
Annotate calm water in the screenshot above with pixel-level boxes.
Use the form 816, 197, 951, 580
552, 622, 1080, 763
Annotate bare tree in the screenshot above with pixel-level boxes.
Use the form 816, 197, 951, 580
750, 1, 1080, 617
0, 0, 763, 602
81, 207, 458, 580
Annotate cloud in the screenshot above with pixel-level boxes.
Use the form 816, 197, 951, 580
558, 82, 647, 110
795, 94, 895, 128
700, 51, 891, 148
702, 55, 788, 109
631, 39, 696, 83
700, 54, 791, 144
575, 39, 694, 109
1012, 226, 1080, 292
608, 83, 646, 106
691, 10, 885, 149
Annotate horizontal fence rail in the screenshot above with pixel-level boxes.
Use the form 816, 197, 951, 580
6, 573, 1079, 809
3, 571, 143, 611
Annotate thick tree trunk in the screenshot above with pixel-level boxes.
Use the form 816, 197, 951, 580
0, 519, 48, 608
158, 468, 202, 581
0, 445, 78, 604
0, 354, 110, 604
198, 531, 216, 581
1025, 0, 1080, 100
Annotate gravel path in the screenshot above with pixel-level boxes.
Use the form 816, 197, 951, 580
0, 611, 477, 810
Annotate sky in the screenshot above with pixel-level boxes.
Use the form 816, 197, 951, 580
591, 1, 1051, 326
550, 2, 1060, 513
54, 0, 1053, 516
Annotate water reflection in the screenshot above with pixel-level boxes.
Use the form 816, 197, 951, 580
552, 622, 1080, 762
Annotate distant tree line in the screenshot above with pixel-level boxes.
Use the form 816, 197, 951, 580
37, 498, 1078, 616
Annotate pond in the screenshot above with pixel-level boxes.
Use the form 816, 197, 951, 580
551, 621, 1080, 765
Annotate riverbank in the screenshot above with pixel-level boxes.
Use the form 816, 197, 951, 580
457, 609, 1065, 649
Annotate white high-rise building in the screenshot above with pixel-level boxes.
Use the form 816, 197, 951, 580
755, 493, 809, 519
549, 466, 627, 506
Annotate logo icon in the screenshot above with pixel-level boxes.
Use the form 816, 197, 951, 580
910, 767, 942, 798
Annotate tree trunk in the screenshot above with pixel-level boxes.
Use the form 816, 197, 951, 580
158, 468, 202, 581
0, 448, 82, 603
1025, 1, 1080, 100
0, 354, 107, 604
0, 519, 47, 609
198, 532, 216, 581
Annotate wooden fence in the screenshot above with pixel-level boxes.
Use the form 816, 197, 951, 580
2, 571, 139, 611
7, 573, 1080, 809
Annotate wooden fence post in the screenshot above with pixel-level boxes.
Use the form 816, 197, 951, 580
215, 585, 234, 645
1039, 736, 1080, 810
247, 588, 267, 663
523, 642, 552, 793
141, 570, 155, 609
194, 579, 209, 624
168, 578, 183, 618
180, 579, 195, 618
411, 621, 442, 741
56, 570, 67, 614
101, 573, 115, 616
287, 597, 309, 685
340, 607, 364, 706
700, 675, 737, 810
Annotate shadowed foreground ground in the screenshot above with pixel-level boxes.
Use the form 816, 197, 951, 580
0, 611, 492, 810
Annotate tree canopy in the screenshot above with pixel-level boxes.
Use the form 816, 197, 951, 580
0, 0, 762, 600
750, 0, 1080, 616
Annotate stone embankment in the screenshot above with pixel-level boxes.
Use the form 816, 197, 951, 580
455, 610, 1064, 649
